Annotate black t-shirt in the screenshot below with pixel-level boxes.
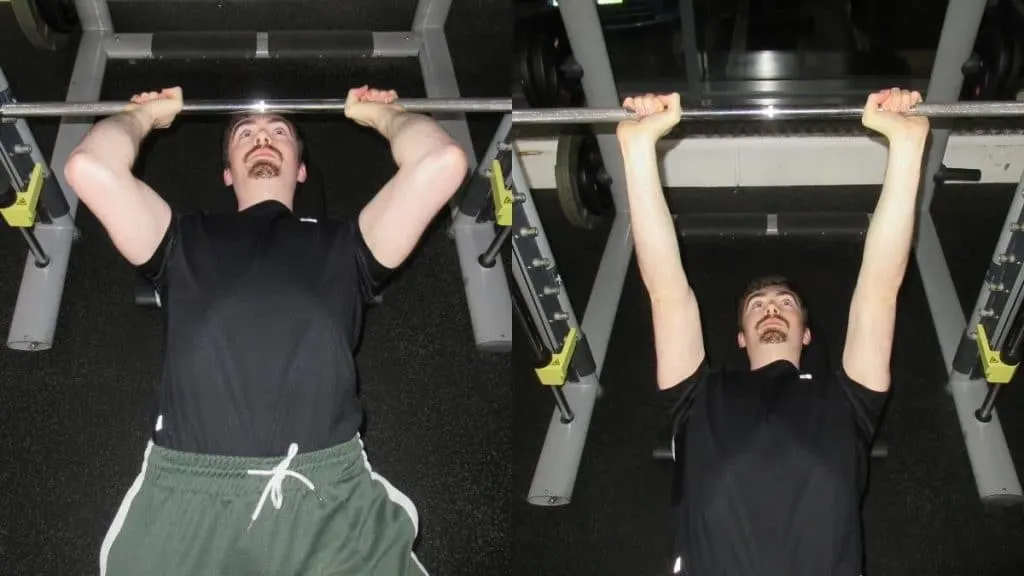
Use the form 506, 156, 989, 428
662, 357, 888, 576
137, 200, 392, 457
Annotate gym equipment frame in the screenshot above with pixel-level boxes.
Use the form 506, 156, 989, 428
3, 0, 513, 354
519, 0, 1024, 506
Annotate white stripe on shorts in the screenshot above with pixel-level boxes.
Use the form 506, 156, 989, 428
99, 441, 154, 576
358, 437, 428, 575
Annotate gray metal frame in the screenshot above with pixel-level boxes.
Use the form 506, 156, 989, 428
6, 0, 512, 354
526, 0, 1022, 506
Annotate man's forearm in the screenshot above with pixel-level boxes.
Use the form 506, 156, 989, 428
376, 110, 459, 168
72, 109, 155, 171
860, 137, 928, 296
620, 139, 690, 299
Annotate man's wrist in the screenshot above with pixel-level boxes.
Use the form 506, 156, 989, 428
375, 107, 416, 140
111, 108, 155, 141
886, 132, 928, 153
619, 135, 658, 158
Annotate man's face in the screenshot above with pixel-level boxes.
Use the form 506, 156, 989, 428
223, 115, 306, 187
737, 285, 811, 349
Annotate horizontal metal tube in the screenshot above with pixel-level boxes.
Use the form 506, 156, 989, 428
1, 98, 512, 118
512, 101, 1024, 125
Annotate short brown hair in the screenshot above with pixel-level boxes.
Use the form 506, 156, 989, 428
737, 274, 808, 328
222, 114, 304, 168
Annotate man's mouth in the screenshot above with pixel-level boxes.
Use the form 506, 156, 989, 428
248, 147, 280, 161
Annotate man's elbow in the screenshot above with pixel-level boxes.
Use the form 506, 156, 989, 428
419, 144, 469, 197
64, 151, 98, 191
430, 143, 469, 180
64, 152, 124, 204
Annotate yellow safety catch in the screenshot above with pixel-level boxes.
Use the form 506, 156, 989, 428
535, 327, 578, 386
975, 323, 1017, 384
0, 163, 45, 228
489, 159, 512, 227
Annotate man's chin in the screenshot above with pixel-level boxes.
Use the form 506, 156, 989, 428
759, 329, 788, 344
247, 160, 282, 179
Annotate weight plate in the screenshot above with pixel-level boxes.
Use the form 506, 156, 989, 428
530, 25, 557, 107
516, 23, 540, 109
521, 10, 583, 108
1005, 15, 1024, 100
555, 131, 613, 230
37, 0, 79, 34
576, 135, 614, 217
11, 0, 74, 51
974, 20, 1006, 99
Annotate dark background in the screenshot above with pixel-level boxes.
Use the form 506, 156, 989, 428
0, 1, 511, 575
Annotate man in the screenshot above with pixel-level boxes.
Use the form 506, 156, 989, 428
64, 85, 468, 575
615, 88, 930, 575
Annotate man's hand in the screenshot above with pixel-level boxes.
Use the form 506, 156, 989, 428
616, 93, 682, 145
861, 87, 930, 144
124, 87, 183, 130
344, 86, 404, 134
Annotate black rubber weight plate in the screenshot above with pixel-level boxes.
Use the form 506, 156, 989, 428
556, 132, 605, 230
11, 0, 77, 51
517, 23, 539, 108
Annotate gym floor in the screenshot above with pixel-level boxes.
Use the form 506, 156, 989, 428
0, 3, 510, 575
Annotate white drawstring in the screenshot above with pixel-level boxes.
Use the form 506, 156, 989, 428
246, 443, 317, 529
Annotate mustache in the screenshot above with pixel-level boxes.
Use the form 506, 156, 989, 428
245, 145, 282, 162
757, 315, 788, 330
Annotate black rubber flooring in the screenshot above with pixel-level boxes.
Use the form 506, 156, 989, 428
513, 184, 1024, 576
0, 6, 511, 576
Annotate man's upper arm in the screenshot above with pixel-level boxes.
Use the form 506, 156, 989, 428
64, 153, 172, 266
841, 283, 897, 394
357, 144, 468, 269
651, 289, 706, 391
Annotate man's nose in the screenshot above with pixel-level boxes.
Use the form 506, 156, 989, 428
254, 131, 271, 145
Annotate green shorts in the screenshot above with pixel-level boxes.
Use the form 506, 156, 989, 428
99, 435, 427, 576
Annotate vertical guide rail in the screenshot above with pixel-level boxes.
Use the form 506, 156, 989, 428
7, 0, 111, 351
510, 142, 598, 506
415, 0, 512, 352
525, 0, 636, 506
911, 0, 1023, 502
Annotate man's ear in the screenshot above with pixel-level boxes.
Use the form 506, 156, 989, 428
297, 162, 307, 183
223, 167, 233, 187
738, 331, 747, 349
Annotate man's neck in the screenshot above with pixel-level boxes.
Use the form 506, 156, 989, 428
234, 184, 294, 211
748, 349, 801, 371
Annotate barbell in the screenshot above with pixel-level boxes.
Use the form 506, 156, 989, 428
0, 97, 512, 118
512, 101, 1024, 125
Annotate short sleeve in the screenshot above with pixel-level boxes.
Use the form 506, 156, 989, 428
348, 220, 395, 303
660, 358, 712, 435
134, 214, 179, 290
836, 367, 890, 445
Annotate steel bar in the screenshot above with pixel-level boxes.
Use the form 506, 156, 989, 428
19, 228, 49, 268
512, 101, 1024, 124
1, 98, 512, 118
